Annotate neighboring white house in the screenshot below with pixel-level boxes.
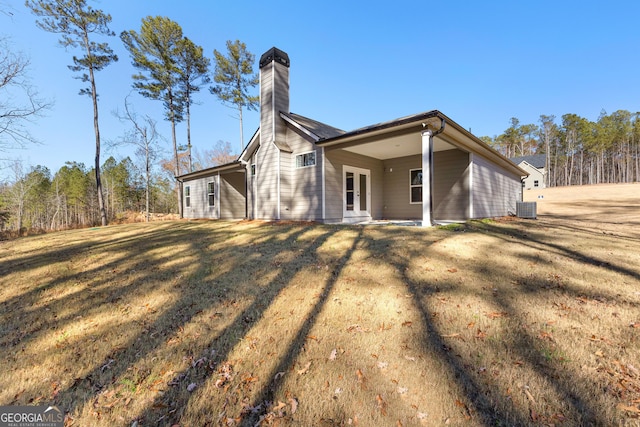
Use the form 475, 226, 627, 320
511, 155, 546, 190
176, 47, 528, 226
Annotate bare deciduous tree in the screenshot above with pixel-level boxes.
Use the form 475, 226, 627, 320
0, 37, 50, 153
112, 96, 161, 222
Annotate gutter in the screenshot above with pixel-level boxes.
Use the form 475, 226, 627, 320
175, 160, 244, 182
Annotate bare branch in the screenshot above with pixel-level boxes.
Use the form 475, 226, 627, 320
0, 37, 52, 150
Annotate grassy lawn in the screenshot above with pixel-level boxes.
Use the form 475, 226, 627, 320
1, 189, 639, 426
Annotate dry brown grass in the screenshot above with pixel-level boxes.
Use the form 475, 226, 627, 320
1, 184, 639, 426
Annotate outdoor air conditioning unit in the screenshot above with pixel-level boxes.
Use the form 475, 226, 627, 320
516, 202, 537, 219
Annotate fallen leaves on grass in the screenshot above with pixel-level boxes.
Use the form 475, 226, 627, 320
475, 329, 487, 339
485, 311, 508, 319
297, 361, 311, 375
376, 394, 387, 416
356, 369, 367, 389
328, 349, 337, 361
618, 403, 640, 413
347, 324, 370, 333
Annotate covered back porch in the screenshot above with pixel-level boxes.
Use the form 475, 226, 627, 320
319, 114, 471, 226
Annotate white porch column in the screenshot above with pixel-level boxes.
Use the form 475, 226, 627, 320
421, 129, 433, 227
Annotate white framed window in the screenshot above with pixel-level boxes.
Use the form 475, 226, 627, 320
207, 181, 215, 207
409, 168, 422, 204
251, 145, 259, 176
185, 185, 191, 208
295, 151, 316, 168
534, 180, 539, 187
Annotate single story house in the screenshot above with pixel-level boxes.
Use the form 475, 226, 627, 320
176, 47, 527, 226
511, 154, 546, 190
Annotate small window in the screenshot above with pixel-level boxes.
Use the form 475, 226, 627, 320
207, 182, 215, 207
410, 169, 422, 204
295, 151, 316, 168
534, 180, 539, 187
251, 164, 256, 176
185, 185, 191, 208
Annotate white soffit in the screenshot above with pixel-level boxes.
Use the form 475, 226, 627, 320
341, 134, 454, 160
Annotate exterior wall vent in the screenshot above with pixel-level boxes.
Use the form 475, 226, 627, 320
516, 201, 537, 219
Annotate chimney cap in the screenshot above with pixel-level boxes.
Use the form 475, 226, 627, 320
259, 47, 290, 68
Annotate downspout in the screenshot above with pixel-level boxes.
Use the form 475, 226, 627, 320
422, 117, 445, 226
239, 159, 249, 219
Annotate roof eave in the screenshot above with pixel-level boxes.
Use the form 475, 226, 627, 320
316, 109, 527, 178
176, 160, 244, 182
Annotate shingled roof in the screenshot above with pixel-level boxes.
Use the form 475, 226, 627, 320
511, 154, 546, 169
282, 112, 346, 140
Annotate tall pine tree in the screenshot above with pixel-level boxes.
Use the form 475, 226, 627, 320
210, 40, 259, 153
121, 16, 185, 216
26, 0, 117, 226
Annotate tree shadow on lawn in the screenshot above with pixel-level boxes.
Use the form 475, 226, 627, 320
370, 231, 532, 426
0, 222, 239, 351
4, 219, 637, 425
470, 220, 640, 284
52, 222, 343, 424
371, 221, 628, 426
237, 228, 363, 426
128, 226, 361, 426
0, 222, 254, 406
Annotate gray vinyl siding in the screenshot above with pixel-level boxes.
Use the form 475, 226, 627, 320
382, 155, 422, 219
433, 149, 470, 221
279, 151, 292, 219
324, 148, 384, 222
219, 172, 246, 219
472, 154, 522, 218
259, 67, 274, 145
259, 62, 289, 152
182, 176, 218, 219
381, 149, 470, 220
284, 129, 323, 220
256, 141, 280, 219
272, 64, 289, 141
247, 162, 255, 219
257, 57, 289, 220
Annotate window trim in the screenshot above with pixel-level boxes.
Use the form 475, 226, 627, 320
295, 151, 316, 168
207, 181, 215, 207
409, 168, 423, 204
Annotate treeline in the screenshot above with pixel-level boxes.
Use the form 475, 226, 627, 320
0, 157, 176, 236
2, 1, 260, 233
483, 110, 640, 187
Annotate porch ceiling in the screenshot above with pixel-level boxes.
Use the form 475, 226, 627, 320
341, 133, 455, 160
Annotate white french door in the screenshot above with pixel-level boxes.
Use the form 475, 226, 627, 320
343, 166, 371, 219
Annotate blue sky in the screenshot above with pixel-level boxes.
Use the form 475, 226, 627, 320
2, 0, 640, 178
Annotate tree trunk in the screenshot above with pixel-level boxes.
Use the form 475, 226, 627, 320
85, 44, 107, 226
186, 99, 192, 173
169, 91, 182, 218
239, 105, 244, 154
146, 140, 151, 223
